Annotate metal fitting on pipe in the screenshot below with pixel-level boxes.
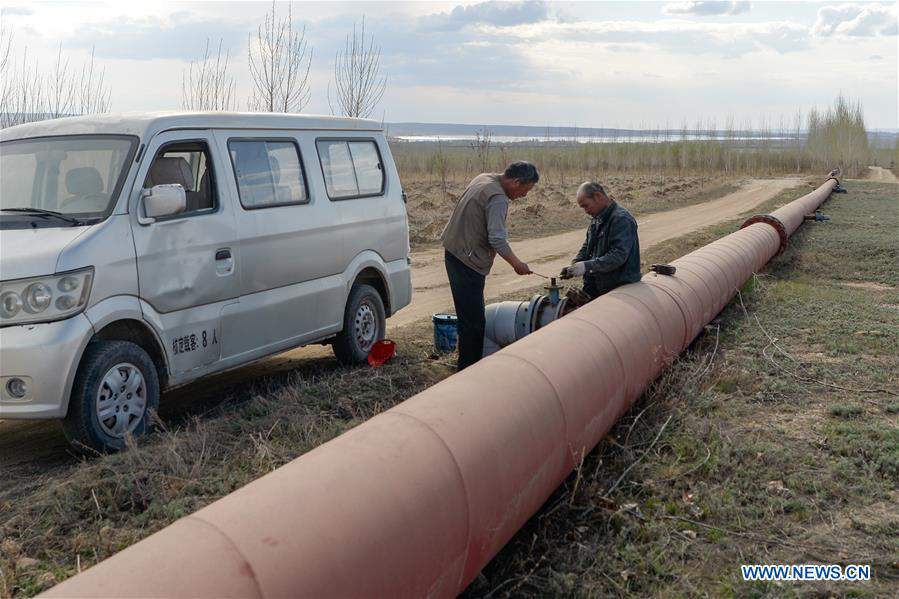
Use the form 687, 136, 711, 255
483, 279, 570, 356
803, 212, 830, 222
740, 213, 789, 254
43, 176, 840, 599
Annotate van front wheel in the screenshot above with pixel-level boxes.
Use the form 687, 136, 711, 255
62, 340, 160, 453
333, 283, 386, 365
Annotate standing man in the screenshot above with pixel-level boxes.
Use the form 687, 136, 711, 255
560, 181, 641, 299
442, 161, 539, 370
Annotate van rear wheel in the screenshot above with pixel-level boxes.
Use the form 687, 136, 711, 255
62, 340, 160, 453
333, 283, 386, 365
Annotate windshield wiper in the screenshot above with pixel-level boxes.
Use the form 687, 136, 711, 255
1, 208, 85, 225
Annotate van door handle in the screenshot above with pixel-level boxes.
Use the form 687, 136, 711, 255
215, 248, 234, 276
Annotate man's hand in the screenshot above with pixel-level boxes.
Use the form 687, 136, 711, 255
513, 259, 532, 276
560, 261, 587, 279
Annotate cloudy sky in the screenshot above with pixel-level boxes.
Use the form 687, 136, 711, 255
2, 1, 897, 129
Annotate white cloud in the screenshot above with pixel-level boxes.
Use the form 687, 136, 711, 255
812, 3, 897, 37
65, 14, 246, 61
0, 5, 33, 17
422, 0, 550, 32
2, 1, 896, 128
480, 19, 808, 57
663, 1, 751, 17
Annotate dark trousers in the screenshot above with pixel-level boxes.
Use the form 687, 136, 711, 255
444, 250, 486, 370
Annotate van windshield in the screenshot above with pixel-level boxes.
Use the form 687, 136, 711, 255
0, 135, 138, 225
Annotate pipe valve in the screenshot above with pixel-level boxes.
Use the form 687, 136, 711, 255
544, 277, 563, 305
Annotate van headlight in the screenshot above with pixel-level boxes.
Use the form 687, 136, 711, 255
0, 267, 93, 326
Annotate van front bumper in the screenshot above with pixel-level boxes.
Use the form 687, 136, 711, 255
0, 314, 93, 419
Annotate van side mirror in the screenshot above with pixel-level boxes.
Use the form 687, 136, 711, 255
139, 184, 186, 224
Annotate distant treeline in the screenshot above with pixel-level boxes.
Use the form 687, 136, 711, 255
387, 123, 802, 141
393, 95, 887, 181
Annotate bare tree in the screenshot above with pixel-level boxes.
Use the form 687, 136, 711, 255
470, 128, 492, 174
44, 45, 109, 119
248, 1, 313, 113
0, 26, 10, 74
182, 38, 236, 111
1, 46, 44, 128
0, 27, 110, 128
46, 44, 76, 118
0, 25, 17, 126
76, 47, 110, 116
328, 17, 387, 118
430, 137, 450, 200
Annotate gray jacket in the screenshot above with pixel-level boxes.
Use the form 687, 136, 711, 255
441, 173, 512, 275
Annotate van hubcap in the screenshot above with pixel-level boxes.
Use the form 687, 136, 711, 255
354, 301, 378, 351
96, 363, 146, 438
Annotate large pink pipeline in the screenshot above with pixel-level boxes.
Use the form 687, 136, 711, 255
44, 177, 838, 598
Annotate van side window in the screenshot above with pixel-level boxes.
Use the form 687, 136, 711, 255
143, 141, 216, 215
348, 142, 383, 195
228, 140, 308, 209
316, 139, 384, 200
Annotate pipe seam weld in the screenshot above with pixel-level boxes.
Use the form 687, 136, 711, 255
185, 515, 265, 599
496, 352, 572, 460
564, 313, 630, 409
386, 410, 472, 593
641, 278, 695, 350
688, 253, 742, 301
613, 288, 683, 360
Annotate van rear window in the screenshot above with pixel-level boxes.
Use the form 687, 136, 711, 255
228, 140, 308, 209
316, 140, 384, 200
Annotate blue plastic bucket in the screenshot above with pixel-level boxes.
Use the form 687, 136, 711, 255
432, 313, 458, 353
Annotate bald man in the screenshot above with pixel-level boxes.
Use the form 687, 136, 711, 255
560, 181, 641, 299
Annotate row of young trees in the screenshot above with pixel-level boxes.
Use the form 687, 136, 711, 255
394, 95, 874, 182
0, 1, 387, 128
805, 95, 870, 177
0, 26, 111, 128
183, 1, 386, 118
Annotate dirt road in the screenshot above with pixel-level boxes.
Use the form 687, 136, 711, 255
863, 166, 898, 183
0, 178, 800, 473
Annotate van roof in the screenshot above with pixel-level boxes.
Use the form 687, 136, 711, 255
0, 111, 384, 142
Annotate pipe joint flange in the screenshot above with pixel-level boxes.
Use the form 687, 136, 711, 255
832, 182, 847, 194
740, 214, 788, 255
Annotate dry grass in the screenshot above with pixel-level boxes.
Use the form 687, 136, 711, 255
0, 325, 452, 597
2, 181, 894, 597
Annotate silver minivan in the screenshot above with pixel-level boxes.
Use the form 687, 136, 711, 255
0, 112, 412, 452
